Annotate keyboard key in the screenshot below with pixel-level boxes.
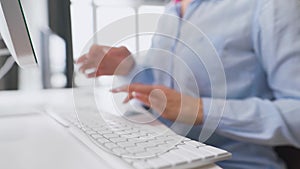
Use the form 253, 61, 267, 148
104, 142, 119, 149
146, 147, 166, 155
117, 141, 135, 148
111, 128, 125, 132
90, 133, 101, 139
176, 144, 199, 152
122, 157, 136, 164
169, 148, 203, 162
158, 142, 177, 149
128, 128, 140, 133
112, 147, 128, 156
126, 147, 145, 154
128, 138, 146, 144
109, 137, 127, 143
194, 146, 216, 159
115, 130, 132, 135
132, 161, 153, 169
184, 140, 206, 147
165, 134, 185, 141
96, 137, 110, 144
134, 151, 157, 158
203, 146, 229, 156
136, 141, 158, 148
96, 129, 113, 134
122, 133, 141, 139
147, 157, 172, 169
103, 133, 119, 139
160, 151, 187, 166
177, 144, 214, 159
149, 139, 165, 146
138, 135, 155, 140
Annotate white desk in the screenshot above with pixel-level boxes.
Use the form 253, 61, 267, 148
0, 89, 221, 169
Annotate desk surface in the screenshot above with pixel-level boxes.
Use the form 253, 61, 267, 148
0, 114, 112, 169
0, 89, 221, 169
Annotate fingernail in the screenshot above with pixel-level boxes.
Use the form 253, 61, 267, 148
123, 97, 130, 103
132, 91, 137, 97
111, 88, 121, 93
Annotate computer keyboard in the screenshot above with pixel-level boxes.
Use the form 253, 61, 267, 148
54, 111, 231, 169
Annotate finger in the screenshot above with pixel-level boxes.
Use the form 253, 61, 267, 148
122, 91, 140, 103
112, 84, 155, 95
148, 89, 167, 116
111, 85, 129, 93
132, 92, 151, 107
83, 65, 109, 78
76, 54, 88, 64
79, 62, 97, 73
130, 84, 154, 94
122, 93, 133, 103
86, 71, 97, 78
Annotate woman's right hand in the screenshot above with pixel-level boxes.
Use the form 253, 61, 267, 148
76, 45, 135, 78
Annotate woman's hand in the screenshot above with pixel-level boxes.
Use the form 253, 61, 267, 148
111, 83, 204, 125
76, 45, 135, 78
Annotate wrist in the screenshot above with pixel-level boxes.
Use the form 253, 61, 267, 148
115, 47, 135, 75
118, 56, 135, 76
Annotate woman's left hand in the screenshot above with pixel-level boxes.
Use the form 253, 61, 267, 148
111, 83, 204, 125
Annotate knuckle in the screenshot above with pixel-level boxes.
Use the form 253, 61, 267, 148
89, 44, 104, 55
90, 44, 99, 51
119, 46, 130, 56
119, 46, 126, 50
119, 46, 128, 52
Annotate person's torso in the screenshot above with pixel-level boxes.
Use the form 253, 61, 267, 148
150, 0, 273, 100
148, 1, 285, 168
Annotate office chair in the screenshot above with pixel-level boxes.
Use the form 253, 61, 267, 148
275, 146, 300, 169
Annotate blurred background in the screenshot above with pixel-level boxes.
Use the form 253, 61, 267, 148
0, 0, 169, 91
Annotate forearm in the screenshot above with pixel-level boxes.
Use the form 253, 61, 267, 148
202, 97, 300, 147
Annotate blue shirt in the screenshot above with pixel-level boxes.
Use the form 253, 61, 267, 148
124, 0, 300, 168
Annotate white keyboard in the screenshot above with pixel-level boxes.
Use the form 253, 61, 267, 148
51, 110, 231, 169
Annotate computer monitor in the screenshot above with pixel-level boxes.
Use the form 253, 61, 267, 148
0, 0, 37, 68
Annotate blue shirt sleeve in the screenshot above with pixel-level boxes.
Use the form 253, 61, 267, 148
202, 0, 300, 147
